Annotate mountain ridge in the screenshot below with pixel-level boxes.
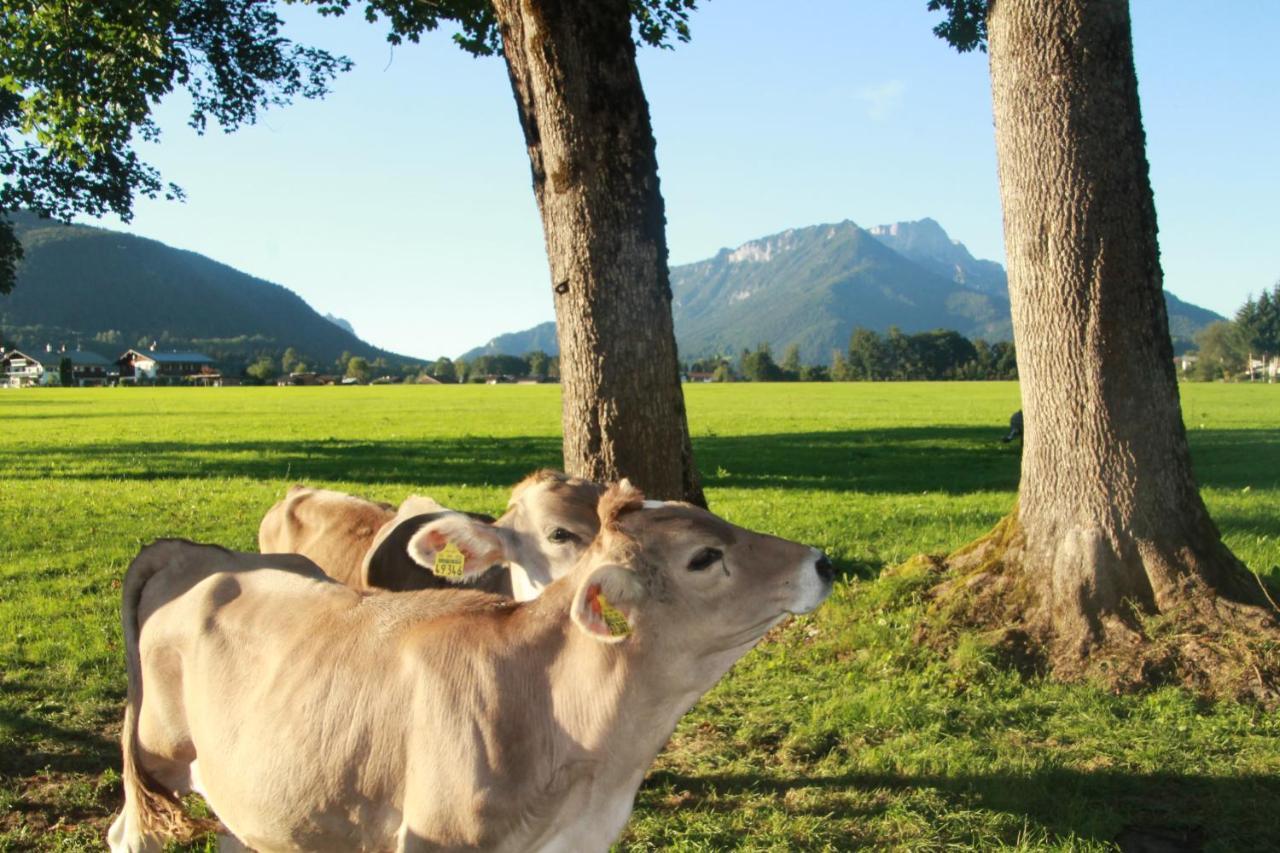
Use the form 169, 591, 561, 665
461, 218, 1223, 364
0, 212, 419, 372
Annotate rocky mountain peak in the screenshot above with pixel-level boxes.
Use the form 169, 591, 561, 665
869, 218, 1006, 297
723, 220, 863, 265
869, 217, 966, 259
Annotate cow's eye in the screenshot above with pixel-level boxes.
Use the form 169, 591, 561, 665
547, 527, 577, 544
687, 547, 723, 572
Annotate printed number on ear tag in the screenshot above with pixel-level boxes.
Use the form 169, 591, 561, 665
597, 592, 631, 638
434, 542, 466, 578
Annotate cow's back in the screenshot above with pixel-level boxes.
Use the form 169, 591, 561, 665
132, 550, 521, 849
258, 486, 395, 587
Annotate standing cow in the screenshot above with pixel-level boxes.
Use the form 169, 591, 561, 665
108, 481, 834, 852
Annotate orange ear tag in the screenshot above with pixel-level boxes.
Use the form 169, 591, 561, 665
596, 592, 631, 638
433, 542, 466, 578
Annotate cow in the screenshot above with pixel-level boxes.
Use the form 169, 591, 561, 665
107, 481, 835, 852
258, 470, 603, 601
256, 485, 396, 587
359, 503, 514, 597
257, 488, 497, 589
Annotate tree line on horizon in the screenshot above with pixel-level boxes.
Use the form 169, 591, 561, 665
1189, 282, 1280, 380
241, 350, 564, 385
686, 327, 1018, 382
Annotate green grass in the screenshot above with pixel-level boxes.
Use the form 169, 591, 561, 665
1, 382, 1278, 850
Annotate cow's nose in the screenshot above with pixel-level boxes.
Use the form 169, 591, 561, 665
814, 554, 835, 584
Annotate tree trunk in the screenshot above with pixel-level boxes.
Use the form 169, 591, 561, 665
932, 0, 1278, 696
491, 0, 705, 505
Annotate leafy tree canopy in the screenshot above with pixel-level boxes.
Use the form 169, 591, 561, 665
0, 1, 355, 292
739, 343, 784, 382
926, 0, 988, 53
303, 0, 698, 55
1193, 321, 1248, 381
0, 0, 700, 294
1235, 281, 1280, 358
345, 354, 371, 381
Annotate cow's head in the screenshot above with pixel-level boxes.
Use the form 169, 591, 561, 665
403, 471, 603, 601
569, 481, 833, 682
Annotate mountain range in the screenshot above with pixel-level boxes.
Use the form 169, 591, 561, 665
0, 212, 417, 371
461, 218, 1223, 365
0, 213, 1222, 372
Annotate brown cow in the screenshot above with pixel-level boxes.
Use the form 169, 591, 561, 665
256, 485, 396, 587
107, 481, 834, 852
259, 471, 603, 601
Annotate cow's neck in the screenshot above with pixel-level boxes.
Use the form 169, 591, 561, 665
555, 626, 700, 754
516, 589, 724, 810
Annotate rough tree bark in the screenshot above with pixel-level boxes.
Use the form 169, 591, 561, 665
491, 0, 705, 505
930, 0, 1279, 696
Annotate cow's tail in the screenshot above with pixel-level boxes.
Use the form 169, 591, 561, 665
110, 542, 188, 850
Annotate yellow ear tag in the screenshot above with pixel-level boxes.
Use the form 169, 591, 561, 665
433, 542, 466, 578
597, 592, 631, 638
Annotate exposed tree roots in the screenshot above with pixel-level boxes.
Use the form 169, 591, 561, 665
910, 513, 1280, 706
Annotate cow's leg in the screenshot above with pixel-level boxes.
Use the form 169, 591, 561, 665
107, 750, 196, 853
109, 654, 200, 853
107, 807, 162, 853
108, 695, 194, 853
396, 823, 429, 852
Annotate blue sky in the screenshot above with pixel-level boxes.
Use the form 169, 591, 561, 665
89, 1, 1280, 361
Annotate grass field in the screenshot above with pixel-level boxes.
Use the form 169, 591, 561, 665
1, 382, 1278, 851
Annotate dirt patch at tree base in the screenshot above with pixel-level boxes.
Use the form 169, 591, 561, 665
904, 514, 1280, 706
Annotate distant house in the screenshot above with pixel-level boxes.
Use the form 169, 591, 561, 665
1247, 355, 1279, 382
2, 346, 113, 387
117, 348, 215, 385
2, 348, 54, 387
280, 371, 322, 386
684, 371, 716, 383
187, 369, 239, 387
64, 349, 113, 386
279, 371, 340, 386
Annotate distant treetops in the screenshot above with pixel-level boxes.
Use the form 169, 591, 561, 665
1191, 281, 1280, 381
687, 328, 1017, 383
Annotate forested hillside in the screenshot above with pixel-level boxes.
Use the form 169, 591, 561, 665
0, 213, 420, 375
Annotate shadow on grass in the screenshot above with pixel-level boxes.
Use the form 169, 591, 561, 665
1215, 513, 1280, 552
0, 670, 122, 834
0, 680, 117, 778
0, 427, 1274, 495
643, 768, 1280, 850
0, 436, 566, 489
0, 428, 1021, 494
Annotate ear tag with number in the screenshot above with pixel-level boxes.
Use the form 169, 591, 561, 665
433, 542, 466, 578
595, 592, 631, 638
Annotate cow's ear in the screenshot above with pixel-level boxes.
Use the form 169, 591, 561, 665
598, 479, 645, 530
406, 515, 510, 577
571, 564, 646, 643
